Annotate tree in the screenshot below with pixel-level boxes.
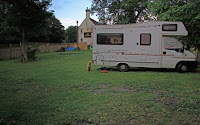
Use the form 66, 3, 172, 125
148, 0, 200, 50
0, 0, 21, 44
28, 15, 66, 43
47, 15, 66, 43
0, 0, 66, 44
1, 0, 52, 61
66, 26, 77, 43
91, 0, 147, 24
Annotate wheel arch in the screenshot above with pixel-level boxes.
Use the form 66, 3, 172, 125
175, 61, 183, 70
117, 63, 129, 67
175, 61, 197, 71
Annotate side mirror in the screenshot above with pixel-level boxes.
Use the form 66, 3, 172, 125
181, 46, 184, 53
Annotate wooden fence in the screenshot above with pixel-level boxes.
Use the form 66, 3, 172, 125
0, 42, 199, 62
0, 42, 87, 60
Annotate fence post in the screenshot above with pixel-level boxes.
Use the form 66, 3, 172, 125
198, 48, 200, 63
47, 43, 49, 52
20, 42, 22, 56
57, 43, 59, 51
46, 43, 48, 52
10, 44, 12, 59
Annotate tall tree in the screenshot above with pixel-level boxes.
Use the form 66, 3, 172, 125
148, 0, 200, 49
1, 0, 52, 61
47, 15, 66, 43
91, 0, 147, 24
0, 0, 21, 44
66, 26, 77, 43
28, 15, 66, 43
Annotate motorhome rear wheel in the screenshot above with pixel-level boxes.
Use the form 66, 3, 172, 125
118, 64, 130, 72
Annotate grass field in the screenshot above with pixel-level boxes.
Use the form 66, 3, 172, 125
0, 50, 200, 125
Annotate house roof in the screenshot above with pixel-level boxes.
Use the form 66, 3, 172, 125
90, 18, 99, 25
79, 17, 100, 28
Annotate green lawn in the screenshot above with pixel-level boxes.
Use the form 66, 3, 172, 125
0, 50, 199, 124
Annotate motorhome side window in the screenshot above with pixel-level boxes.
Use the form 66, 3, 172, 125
97, 33, 123, 45
140, 33, 151, 45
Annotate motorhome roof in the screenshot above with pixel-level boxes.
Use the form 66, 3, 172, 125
95, 21, 183, 26
94, 21, 188, 36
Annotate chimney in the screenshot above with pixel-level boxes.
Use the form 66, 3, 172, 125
86, 7, 90, 19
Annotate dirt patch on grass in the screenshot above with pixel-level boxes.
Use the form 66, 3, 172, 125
67, 119, 97, 125
79, 84, 107, 95
154, 97, 180, 112
92, 89, 105, 94
155, 98, 179, 106
79, 84, 145, 95
112, 86, 142, 92
99, 84, 107, 89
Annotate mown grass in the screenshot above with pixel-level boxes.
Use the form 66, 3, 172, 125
0, 50, 199, 124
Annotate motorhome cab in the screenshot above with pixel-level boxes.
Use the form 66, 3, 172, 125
92, 21, 197, 72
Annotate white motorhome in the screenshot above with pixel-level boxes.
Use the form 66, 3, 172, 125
92, 21, 197, 72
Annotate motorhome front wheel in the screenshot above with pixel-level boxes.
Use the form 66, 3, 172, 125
177, 63, 189, 73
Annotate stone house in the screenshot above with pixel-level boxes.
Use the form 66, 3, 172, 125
78, 8, 99, 49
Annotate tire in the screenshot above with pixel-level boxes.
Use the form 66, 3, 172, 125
176, 63, 189, 73
118, 64, 130, 72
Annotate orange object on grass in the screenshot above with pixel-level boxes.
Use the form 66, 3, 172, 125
101, 70, 108, 73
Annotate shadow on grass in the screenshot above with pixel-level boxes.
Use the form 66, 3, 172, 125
97, 67, 199, 73
59, 53, 83, 55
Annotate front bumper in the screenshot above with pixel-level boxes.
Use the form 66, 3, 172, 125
189, 61, 198, 70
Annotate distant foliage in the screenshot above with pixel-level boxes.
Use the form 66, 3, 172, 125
65, 26, 77, 43
28, 15, 66, 43
91, 0, 200, 49
91, 0, 147, 24
148, 0, 200, 49
0, 0, 66, 44
47, 15, 66, 43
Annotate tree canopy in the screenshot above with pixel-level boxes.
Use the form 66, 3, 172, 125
91, 0, 147, 24
0, 0, 66, 44
148, 0, 200, 49
28, 15, 66, 43
91, 0, 200, 49
65, 26, 77, 43
0, 0, 66, 61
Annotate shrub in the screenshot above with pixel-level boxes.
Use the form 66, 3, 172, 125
26, 45, 39, 61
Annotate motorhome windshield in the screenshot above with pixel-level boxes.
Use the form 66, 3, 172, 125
164, 37, 184, 53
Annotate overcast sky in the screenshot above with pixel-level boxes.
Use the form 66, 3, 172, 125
49, 0, 98, 29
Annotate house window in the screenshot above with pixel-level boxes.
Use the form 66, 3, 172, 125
97, 33, 123, 45
140, 33, 151, 45
84, 32, 91, 38
81, 29, 82, 34
114, 39, 118, 42
162, 24, 177, 31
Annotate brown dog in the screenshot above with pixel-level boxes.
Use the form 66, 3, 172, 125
86, 61, 91, 72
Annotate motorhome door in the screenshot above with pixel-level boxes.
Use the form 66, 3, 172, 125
96, 55, 104, 65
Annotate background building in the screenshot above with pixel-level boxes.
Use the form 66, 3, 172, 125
78, 8, 98, 49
